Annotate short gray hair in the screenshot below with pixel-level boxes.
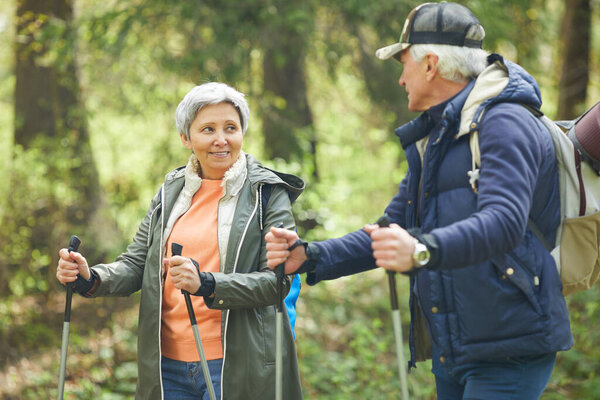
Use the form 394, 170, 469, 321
175, 82, 250, 139
409, 25, 488, 82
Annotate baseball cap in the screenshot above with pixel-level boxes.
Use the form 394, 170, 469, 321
376, 2, 484, 60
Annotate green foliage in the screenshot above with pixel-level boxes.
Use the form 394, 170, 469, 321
0, 294, 139, 399
0, 142, 73, 295
296, 271, 437, 399
1, 0, 600, 398
544, 289, 600, 399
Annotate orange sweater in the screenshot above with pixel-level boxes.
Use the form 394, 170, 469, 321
162, 179, 224, 361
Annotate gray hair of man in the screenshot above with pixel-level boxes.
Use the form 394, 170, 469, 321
175, 82, 250, 140
409, 24, 489, 83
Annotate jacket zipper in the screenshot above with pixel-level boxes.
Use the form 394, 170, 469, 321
147, 203, 161, 248
219, 186, 260, 399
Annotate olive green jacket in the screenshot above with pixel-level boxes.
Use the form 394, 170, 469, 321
90, 153, 304, 399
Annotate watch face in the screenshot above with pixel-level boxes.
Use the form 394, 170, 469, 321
416, 253, 429, 263
413, 243, 430, 267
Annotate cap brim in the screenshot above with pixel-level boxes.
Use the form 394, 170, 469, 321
375, 42, 410, 60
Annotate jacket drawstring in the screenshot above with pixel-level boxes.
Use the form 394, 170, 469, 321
258, 183, 264, 231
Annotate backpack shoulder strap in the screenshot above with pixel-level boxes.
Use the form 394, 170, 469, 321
468, 103, 544, 193
527, 217, 553, 251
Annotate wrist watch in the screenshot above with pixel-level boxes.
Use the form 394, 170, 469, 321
413, 241, 431, 268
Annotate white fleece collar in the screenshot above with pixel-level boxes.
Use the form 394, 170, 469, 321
160, 151, 247, 273
184, 151, 247, 198
456, 61, 510, 139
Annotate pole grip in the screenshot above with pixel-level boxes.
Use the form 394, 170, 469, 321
375, 214, 390, 228
171, 243, 198, 325
64, 235, 81, 322
183, 291, 197, 325
376, 215, 399, 310
65, 236, 81, 289
68, 235, 82, 253
274, 223, 285, 313
171, 242, 186, 295
387, 271, 399, 311
171, 242, 183, 257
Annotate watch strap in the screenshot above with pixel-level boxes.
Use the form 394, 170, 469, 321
413, 241, 431, 267
295, 241, 320, 275
405, 229, 440, 272
190, 258, 215, 297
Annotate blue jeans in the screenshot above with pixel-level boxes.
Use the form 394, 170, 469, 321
161, 356, 223, 400
432, 350, 557, 400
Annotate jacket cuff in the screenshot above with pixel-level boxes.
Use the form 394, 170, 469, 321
190, 258, 215, 297
76, 269, 101, 297
195, 272, 216, 297
407, 229, 440, 270
296, 242, 320, 275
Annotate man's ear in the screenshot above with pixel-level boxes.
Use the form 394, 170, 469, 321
180, 133, 192, 149
424, 53, 439, 81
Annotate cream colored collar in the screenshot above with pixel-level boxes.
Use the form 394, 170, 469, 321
184, 151, 247, 198
456, 61, 510, 139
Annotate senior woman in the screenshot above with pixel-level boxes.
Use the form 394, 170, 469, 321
56, 82, 304, 400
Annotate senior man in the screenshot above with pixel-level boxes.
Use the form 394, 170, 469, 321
266, 2, 572, 399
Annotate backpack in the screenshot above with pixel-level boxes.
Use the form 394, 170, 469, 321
469, 102, 600, 295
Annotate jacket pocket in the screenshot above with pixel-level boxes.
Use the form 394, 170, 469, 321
452, 260, 543, 345
258, 306, 276, 365
492, 255, 542, 315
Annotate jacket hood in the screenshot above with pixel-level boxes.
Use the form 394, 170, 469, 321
245, 153, 305, 203
456, 53, 542, 139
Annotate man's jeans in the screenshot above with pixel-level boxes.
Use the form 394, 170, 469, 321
161, 356, 223, 400
432, 349, 557, 400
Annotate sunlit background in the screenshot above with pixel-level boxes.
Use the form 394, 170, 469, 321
0, 0, 599, 398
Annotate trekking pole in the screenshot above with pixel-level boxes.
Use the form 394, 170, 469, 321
57, 235, 81, 400
376, 215, 409, 400
274, 223, 285, 400
171, 242, 216, 400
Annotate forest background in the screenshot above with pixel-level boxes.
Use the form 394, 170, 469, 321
0, 0, 598, 398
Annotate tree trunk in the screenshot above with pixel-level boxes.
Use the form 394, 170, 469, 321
355, 28, 411, 129
556, 0, 590, 119
260, 5, 317, 178
3, 0, 108, 295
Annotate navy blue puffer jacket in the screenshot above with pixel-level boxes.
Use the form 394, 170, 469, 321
307, 54, 572, 367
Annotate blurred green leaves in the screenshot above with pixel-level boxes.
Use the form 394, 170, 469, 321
1, 0, 599, 398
